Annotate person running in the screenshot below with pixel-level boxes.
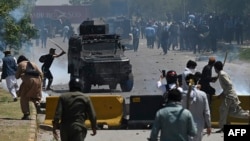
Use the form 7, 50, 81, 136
15, 55, 44, 120
52, 89, 97, 141
39, 48, 65, 90
0, 50, 19, 102
213, 61, 250, 133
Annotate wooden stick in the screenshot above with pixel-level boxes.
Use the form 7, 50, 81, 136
48, 39, 65, 52
223, 51, 228, 66
186, 79, 194, 109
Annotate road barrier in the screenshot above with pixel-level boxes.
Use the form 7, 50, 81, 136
128, 95, 164, 129
211, 95, 250, 127
44, 94, 250, 129
44, 95, 124, 129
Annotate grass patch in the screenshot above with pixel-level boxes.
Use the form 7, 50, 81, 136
0, 88, 31, 141
0, 88, 22, 118
239, 47, 250, 60
0, 123, 30, 141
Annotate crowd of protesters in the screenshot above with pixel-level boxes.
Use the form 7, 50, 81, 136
152, 56, 250, 141
132, 13, 250, 55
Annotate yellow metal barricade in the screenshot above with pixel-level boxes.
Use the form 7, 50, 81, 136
44, 95, 124, 128
211, 95, 250, 127
44, 96, 59, 125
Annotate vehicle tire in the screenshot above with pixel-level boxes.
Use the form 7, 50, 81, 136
120, 73, 134, 92
82, 81, 91, 93
79, 72, 91, 93
69, 82, 73, 91
109, 83, 117, 90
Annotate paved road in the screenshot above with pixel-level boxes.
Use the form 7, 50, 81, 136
34, 35, 250, 141
84, 129, 224, 141
37, 114, 224, 141
36, 0, 69, 5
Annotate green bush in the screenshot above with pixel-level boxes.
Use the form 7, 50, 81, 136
239, 48, 250, 60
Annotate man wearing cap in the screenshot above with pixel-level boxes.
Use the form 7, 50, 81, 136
199, 56, 217, 107
0, 50, 19, 102
39, 48, 65, 90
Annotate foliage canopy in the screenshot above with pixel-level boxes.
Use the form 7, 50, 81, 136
0, 0, 37, 52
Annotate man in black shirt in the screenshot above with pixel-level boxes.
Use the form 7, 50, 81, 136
199, 56, 217, 107
39, 48, 65, 90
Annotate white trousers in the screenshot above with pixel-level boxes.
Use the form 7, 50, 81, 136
5, 75, 19, 98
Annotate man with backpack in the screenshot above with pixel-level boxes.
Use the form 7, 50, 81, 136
39, 48, 65, 90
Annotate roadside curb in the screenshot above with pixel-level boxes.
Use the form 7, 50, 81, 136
28, 104, 37, 141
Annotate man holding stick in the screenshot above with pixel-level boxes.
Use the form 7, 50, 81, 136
214, 61, 250, 133
182, 73, 211, 141
39, 40, 65, 90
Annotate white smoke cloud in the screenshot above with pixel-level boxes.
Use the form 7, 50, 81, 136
49, 60, 70, 85
196, 51, 250, 96
9, 6, 26, 23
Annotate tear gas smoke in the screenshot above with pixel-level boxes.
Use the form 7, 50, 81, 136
9, 6, 26, 23
196, 51, 250, 96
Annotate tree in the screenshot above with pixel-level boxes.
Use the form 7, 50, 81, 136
0, 0, 37, 52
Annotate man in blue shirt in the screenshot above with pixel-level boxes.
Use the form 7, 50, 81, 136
0, 50, 18, 102
145, 24, 156, 48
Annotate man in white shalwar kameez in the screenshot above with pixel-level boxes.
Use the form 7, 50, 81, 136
182, 73, 211, 141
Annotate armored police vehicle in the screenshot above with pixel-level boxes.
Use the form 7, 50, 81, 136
68, 19, 133, 93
